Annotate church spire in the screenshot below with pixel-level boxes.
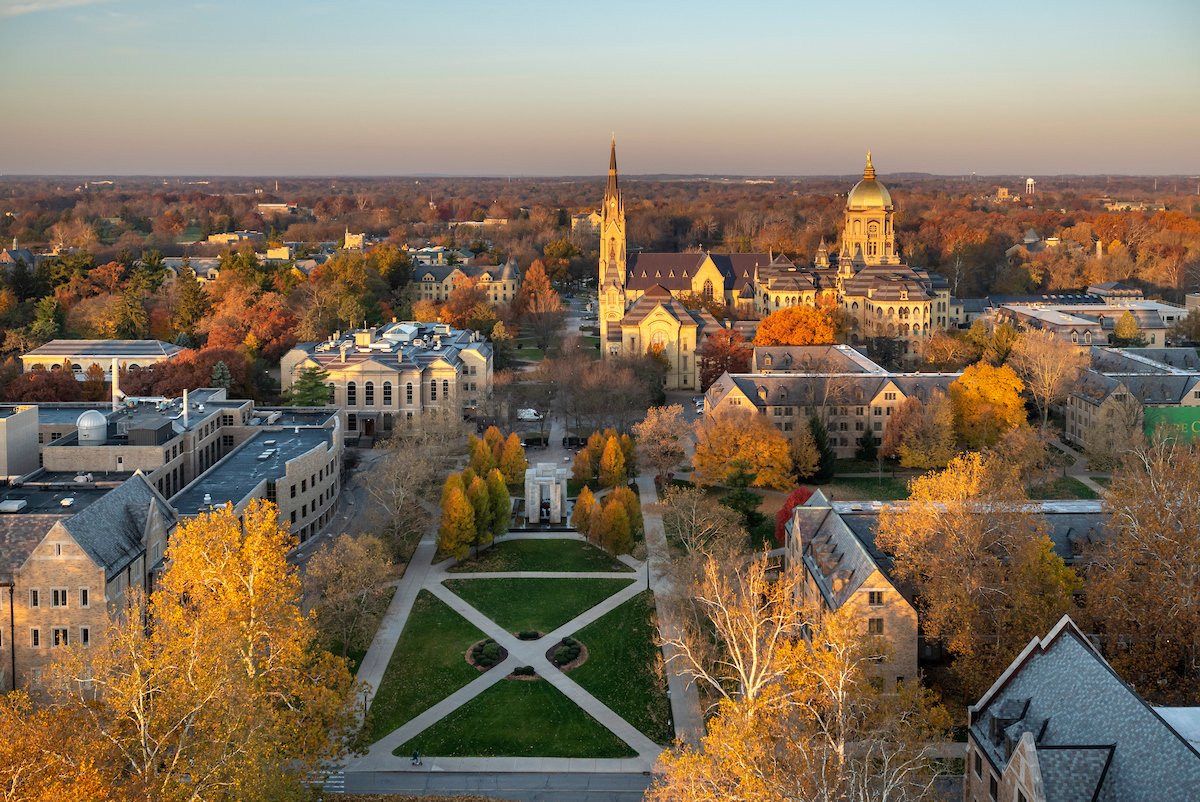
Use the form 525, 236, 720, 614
863, 150, 876, 181
606, 134, 620, 199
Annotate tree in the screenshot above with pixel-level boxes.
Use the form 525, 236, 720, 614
593, 497, 632, 554
287, 365, 331, 406
465, 474, 493, 555
789, 419, 820, 481
108, 289, 149, 339
719, 463, 763, 528
29, 296, 62, 342
42, 501, 356, 802
0, 691, 114, 801
876, 453, 1079, 697
497, 432, 527, 483
661, 485, 746, 556
210, 359, 233, 390
1170, 308, 1200, 343
1083, 439, 1200, 703
949, 362, 1026, 448
607, 484, 642, 538
468, 434, 497, 475
517, 259, 564, 350
1008, 329, 1089, 427
571, 448, 593, 483
571, 485, 597, 537
1111, 310, 1146, 346
855, 428, 879, 462
773, 485, 814, 547
81, 362, 108, 402
633, 404, 685, 482
696, 328, 751, 390
692, 410, 792, 489
306, 533, 394, 658
598, 434, 627, 488
486, 468, 510, 540
883, 390, 957, 470
753, 305, 836, 347
808, 414, 836, 482
438, 474, 475, 559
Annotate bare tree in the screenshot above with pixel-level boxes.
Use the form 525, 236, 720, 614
1008, 329, 1089, 428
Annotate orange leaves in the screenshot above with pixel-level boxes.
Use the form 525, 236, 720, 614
692, 410, 793, 490
948, 361, 1026, 448
753, 305, 836, 347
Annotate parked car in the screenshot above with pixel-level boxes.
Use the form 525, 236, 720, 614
517, 408, 543, 422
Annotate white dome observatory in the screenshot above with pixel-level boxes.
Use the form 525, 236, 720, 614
76, 410, 108, 444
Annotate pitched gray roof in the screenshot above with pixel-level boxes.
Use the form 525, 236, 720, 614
24, 339, 185, 359
0, 515, 66, 581
62, 473, 173, 579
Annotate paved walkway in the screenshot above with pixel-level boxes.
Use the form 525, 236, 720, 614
1049, 438, 1109, 495
345, 527, 669, 776
636, 472, 705, 747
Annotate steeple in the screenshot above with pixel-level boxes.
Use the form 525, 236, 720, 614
606, 133, 620, 200
863, 150, 876, 181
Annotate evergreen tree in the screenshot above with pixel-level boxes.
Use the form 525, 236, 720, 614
720, 462, 762, 528
855, 430, 879, 462
599, 435, 626, 488
486, 469, 510, 540
210, 360, 233, 390
172, 264, 212, 339
287, 365, 331, 406
810, 415, 836, 483
572, 485, 597, 537
110, 290, 149, 339
498, 432, 527, 483
29, 296, 62, 342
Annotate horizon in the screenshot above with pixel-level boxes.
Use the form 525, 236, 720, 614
1, 0, 1198, 175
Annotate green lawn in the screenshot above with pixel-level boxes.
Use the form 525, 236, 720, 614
1027, 476, 1101, 500
512, 346, 546, 362
448, 538, 634, 574
1091, 476, 1112, 488
570, 591, 673, 744
363, 590, 488, 743
442, 577, 635, 633
812, 476, 910, 501
394, 679, 636, 758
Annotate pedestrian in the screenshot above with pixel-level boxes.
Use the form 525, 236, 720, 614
411, 750, 422, 766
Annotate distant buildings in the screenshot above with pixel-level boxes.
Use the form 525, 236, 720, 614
704, 344, 960, 458
21, 340, 185, 378
280, 321, 493, 440
965, 616, 1200, 802
415, 259, 521, 306
409, 245, 474, 266
992, 294, 1186, 346
206, 230, 262, 246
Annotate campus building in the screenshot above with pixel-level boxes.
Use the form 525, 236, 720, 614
597, 140, 951, 388
280, 321, 493, 439
965, 616, 1200, 802
414, 259, 521, 306
20, 339, 185, 378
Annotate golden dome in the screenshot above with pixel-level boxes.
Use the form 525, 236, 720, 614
846, 151, 892, 209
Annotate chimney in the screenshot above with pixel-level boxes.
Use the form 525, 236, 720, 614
183, 388, 190, 429
111, 358, 121, 411
340, 344, 348, 363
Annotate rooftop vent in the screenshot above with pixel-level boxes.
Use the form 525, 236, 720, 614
0, 499, 28, 513
60, 497, 74, 508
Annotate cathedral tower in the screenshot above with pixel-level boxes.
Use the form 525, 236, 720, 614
598, 135, 627, 350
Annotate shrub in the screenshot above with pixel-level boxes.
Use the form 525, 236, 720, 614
516, 630, 541, 640
471, 638, 504, 668
552, 640, 582, 667
512, 665, 537, 677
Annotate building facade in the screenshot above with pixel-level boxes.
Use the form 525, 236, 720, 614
21, 339, 185, 378
415, 259, 521, 306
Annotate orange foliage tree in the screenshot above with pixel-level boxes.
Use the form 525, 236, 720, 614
753, 305, 836, 347
948, 362, 1026, 448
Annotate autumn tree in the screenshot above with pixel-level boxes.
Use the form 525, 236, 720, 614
696, 328, 751, 390
633, 404, 685, 482
497, 432, 527, 483
571, 485, 597, 537
467, 434, 498, 475
286, 365, 331, 406
598, 434, 627, 488
486, 468, 510, 540
1083, 439, 1200, 702
882, 390, 957, 470
438, 474, 475, 559
81, 362, 108, 402
773, 485, 814, 547
692, 410, 792, 489
306, 533, 394, 658
753, 305, 836, 347
43, 501, 357, 802
0, 691, 115, 801
876, 453, 1079, 697
593, 496, 632, 554
949, 362, 1026, 448
789, 417, 820, 481
1111, 310, 1146, 346
517, 259, 564, 350
465, 474, 494, 555
1008, 329, 1089, 427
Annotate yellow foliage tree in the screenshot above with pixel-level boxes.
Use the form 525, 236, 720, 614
571, 485, 597, 536
949, 361, 1027, 448
753, 305, 836, 347
692, 409, 793, 489
598, 435, 626, 488
498, 432, 527, 483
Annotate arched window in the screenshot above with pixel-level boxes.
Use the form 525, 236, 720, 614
364, 381, 375, 406
383, 381, 392, 406
651, 331, 667, 349
851, 302, 859, 313
71, 363, 82, 373
430, 379, 437, 401
346, 382, 357, 406
442, 379, 450, 399
703, 279, 714, 299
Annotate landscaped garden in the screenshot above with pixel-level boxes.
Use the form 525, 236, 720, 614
441, 577, 635, 633
447, 537, 633, 574
569, 591, 673, 744
393, 679, 637, 758
363, 590, 489, 742
1026, 476, 1101, 499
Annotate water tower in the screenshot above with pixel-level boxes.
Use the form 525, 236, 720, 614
1026, 177, 1036, 195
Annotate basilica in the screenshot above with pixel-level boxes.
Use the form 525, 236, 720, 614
597, 139, 952, 390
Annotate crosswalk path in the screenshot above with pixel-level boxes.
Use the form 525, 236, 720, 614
307, 769, 344, 794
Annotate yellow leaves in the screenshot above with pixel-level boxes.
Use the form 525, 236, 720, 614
949, 361, 1026, 448
692, 410, 792, 489
753, 305, 836, 347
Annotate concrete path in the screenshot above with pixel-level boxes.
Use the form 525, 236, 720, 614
1049, 438, 1109, 495
345, 770, 651, 801
636, 472, 705, 747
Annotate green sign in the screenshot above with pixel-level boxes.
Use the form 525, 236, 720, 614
1143, 407, 1200, 441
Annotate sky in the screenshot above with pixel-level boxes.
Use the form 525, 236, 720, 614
1, 0, 1198, 176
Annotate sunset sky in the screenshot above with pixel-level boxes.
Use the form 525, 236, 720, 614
2, 0, 1197, 176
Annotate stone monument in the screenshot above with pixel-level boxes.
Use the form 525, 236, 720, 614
524, 462, 568, 525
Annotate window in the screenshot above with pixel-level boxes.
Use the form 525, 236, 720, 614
79, 588, 89, 608
81, 627, 90, 647
348, 414, 357, 432
29, 589, 39, 609
868, 618, 884, 635
868, 591, 883, 606
383, 382, 392, 406
290, 485, 296, 498
988, 775, 997, 800
406, 383, 413, 404
442, 379, 449, 399
51, 588, 67, 608
365, 381, 375, 405
55, 543, 61, 556
346, 382, 357, 406
30, 629, 40, 648
884, 392, 896, 401
973, 750, 982, 778
430, 379, 437, 401
52, 627, 69, 647
703, 279, 714, 299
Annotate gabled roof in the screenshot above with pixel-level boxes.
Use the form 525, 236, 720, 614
62, 472, 174, 579
625, 253, 708, 292
788, 495, 903, 609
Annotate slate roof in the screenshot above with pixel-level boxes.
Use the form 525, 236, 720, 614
0, 515, 67, 581
752, 345, 885, 374
62, 472, 173, 579
625, 253, 708, 292
969, 616, 1200, 801
24, 339, 185, 359
417, 261, 517, 283
619, 285, 718, 329
789, 495, 890, 609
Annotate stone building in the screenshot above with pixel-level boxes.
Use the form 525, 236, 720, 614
596, 141, 951, 388
786, 490, 918, 687
704, 345, 959, 457
0, 406, 39, 479
21, 339, 184, 378
414, 259, 521, 306
965, 616, 1200, 802
280, 321, 493, 439
0, 472, 176, 691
